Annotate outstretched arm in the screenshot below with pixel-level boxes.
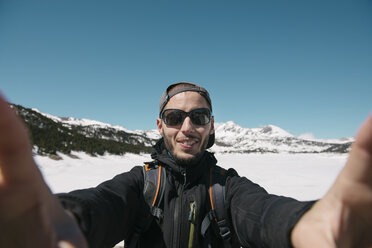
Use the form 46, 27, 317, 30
291, 114, 372, 247
0, 93, 87, 248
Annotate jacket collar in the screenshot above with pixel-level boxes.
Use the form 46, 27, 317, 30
151, 138, 217, 184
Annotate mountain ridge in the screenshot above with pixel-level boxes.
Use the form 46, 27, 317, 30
12, 104, 353, 158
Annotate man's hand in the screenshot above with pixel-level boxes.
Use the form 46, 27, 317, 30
291, 114, 372, 248
0, 93, 87, 248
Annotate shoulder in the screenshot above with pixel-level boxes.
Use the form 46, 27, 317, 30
212, 164, 240, 179
111, 165, 144, 183
92, 165, 146, 195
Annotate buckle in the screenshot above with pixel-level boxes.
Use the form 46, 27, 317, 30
220, 228, 231, 240
217, 220, 231, 240
151, 206, 163, 222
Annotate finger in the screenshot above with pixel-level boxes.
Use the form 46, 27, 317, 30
0, 93, 40, 184
354, 113, 372, 153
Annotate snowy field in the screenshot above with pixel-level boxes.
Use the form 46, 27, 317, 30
36, 152, 348, 201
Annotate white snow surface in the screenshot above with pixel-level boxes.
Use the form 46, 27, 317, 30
36, 152, 348, 201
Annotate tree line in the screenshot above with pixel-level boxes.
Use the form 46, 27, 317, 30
13, 104, 153, 156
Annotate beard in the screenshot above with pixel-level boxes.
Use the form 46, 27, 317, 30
163, 133, 209, 167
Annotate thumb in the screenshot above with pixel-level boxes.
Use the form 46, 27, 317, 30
341, 113, 372, 184
0, 93, 40, 184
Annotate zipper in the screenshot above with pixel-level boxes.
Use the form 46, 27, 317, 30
188, 201, 196, 248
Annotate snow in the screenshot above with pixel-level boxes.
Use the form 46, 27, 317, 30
31, 108, 135, 133
36, 152, 150, 193
297, 135, 355, 144
210, 121, 353, 154
298, 133, 316, 140
214, 122, 293, 140
134, 129, 162, 140
36, 152, 348, 201
216, 153, 347, 200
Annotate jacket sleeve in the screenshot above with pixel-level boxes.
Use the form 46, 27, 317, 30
56, 165, 144, 248
225, 168, 315, 248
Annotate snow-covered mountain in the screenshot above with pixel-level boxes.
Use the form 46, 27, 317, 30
32, 108, 157, 147
13, 104, 353, 156
210, 121, 353, 154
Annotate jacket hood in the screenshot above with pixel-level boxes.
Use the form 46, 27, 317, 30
151, 138, 217, 184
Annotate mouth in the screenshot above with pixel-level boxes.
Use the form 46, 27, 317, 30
177, 139, 199, 149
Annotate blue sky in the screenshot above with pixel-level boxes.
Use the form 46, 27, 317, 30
1, 1, 371, 139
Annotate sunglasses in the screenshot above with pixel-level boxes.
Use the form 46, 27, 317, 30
160, 108, 212, 126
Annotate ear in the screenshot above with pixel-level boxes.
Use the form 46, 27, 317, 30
209, 116, 215, 135
157, 118, 164, 136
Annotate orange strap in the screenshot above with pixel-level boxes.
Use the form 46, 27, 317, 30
208, 167, 215, 210
152, 165, 162, 206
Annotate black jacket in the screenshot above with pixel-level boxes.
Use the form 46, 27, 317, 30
58, 139, 314, 248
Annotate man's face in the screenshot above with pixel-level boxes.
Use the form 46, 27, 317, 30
157, 91, 214, 166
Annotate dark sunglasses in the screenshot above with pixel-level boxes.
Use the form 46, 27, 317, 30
160, 108, 212, 126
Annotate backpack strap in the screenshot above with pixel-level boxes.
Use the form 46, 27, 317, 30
201, 166, 231, 248
127, 162, 166, 248
143, 162, 167, 221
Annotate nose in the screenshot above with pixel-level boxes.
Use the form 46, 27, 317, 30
180, 116, 195, 133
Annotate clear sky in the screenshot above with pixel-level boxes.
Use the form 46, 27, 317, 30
1, 1, 371, 139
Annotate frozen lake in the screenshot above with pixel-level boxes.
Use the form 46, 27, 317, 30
36, 152, 348, 201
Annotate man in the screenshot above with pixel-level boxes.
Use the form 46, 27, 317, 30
0, 82, 371, 248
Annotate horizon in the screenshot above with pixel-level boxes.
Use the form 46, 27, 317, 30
22, 102, 355, 141
1, 1, 371, 139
